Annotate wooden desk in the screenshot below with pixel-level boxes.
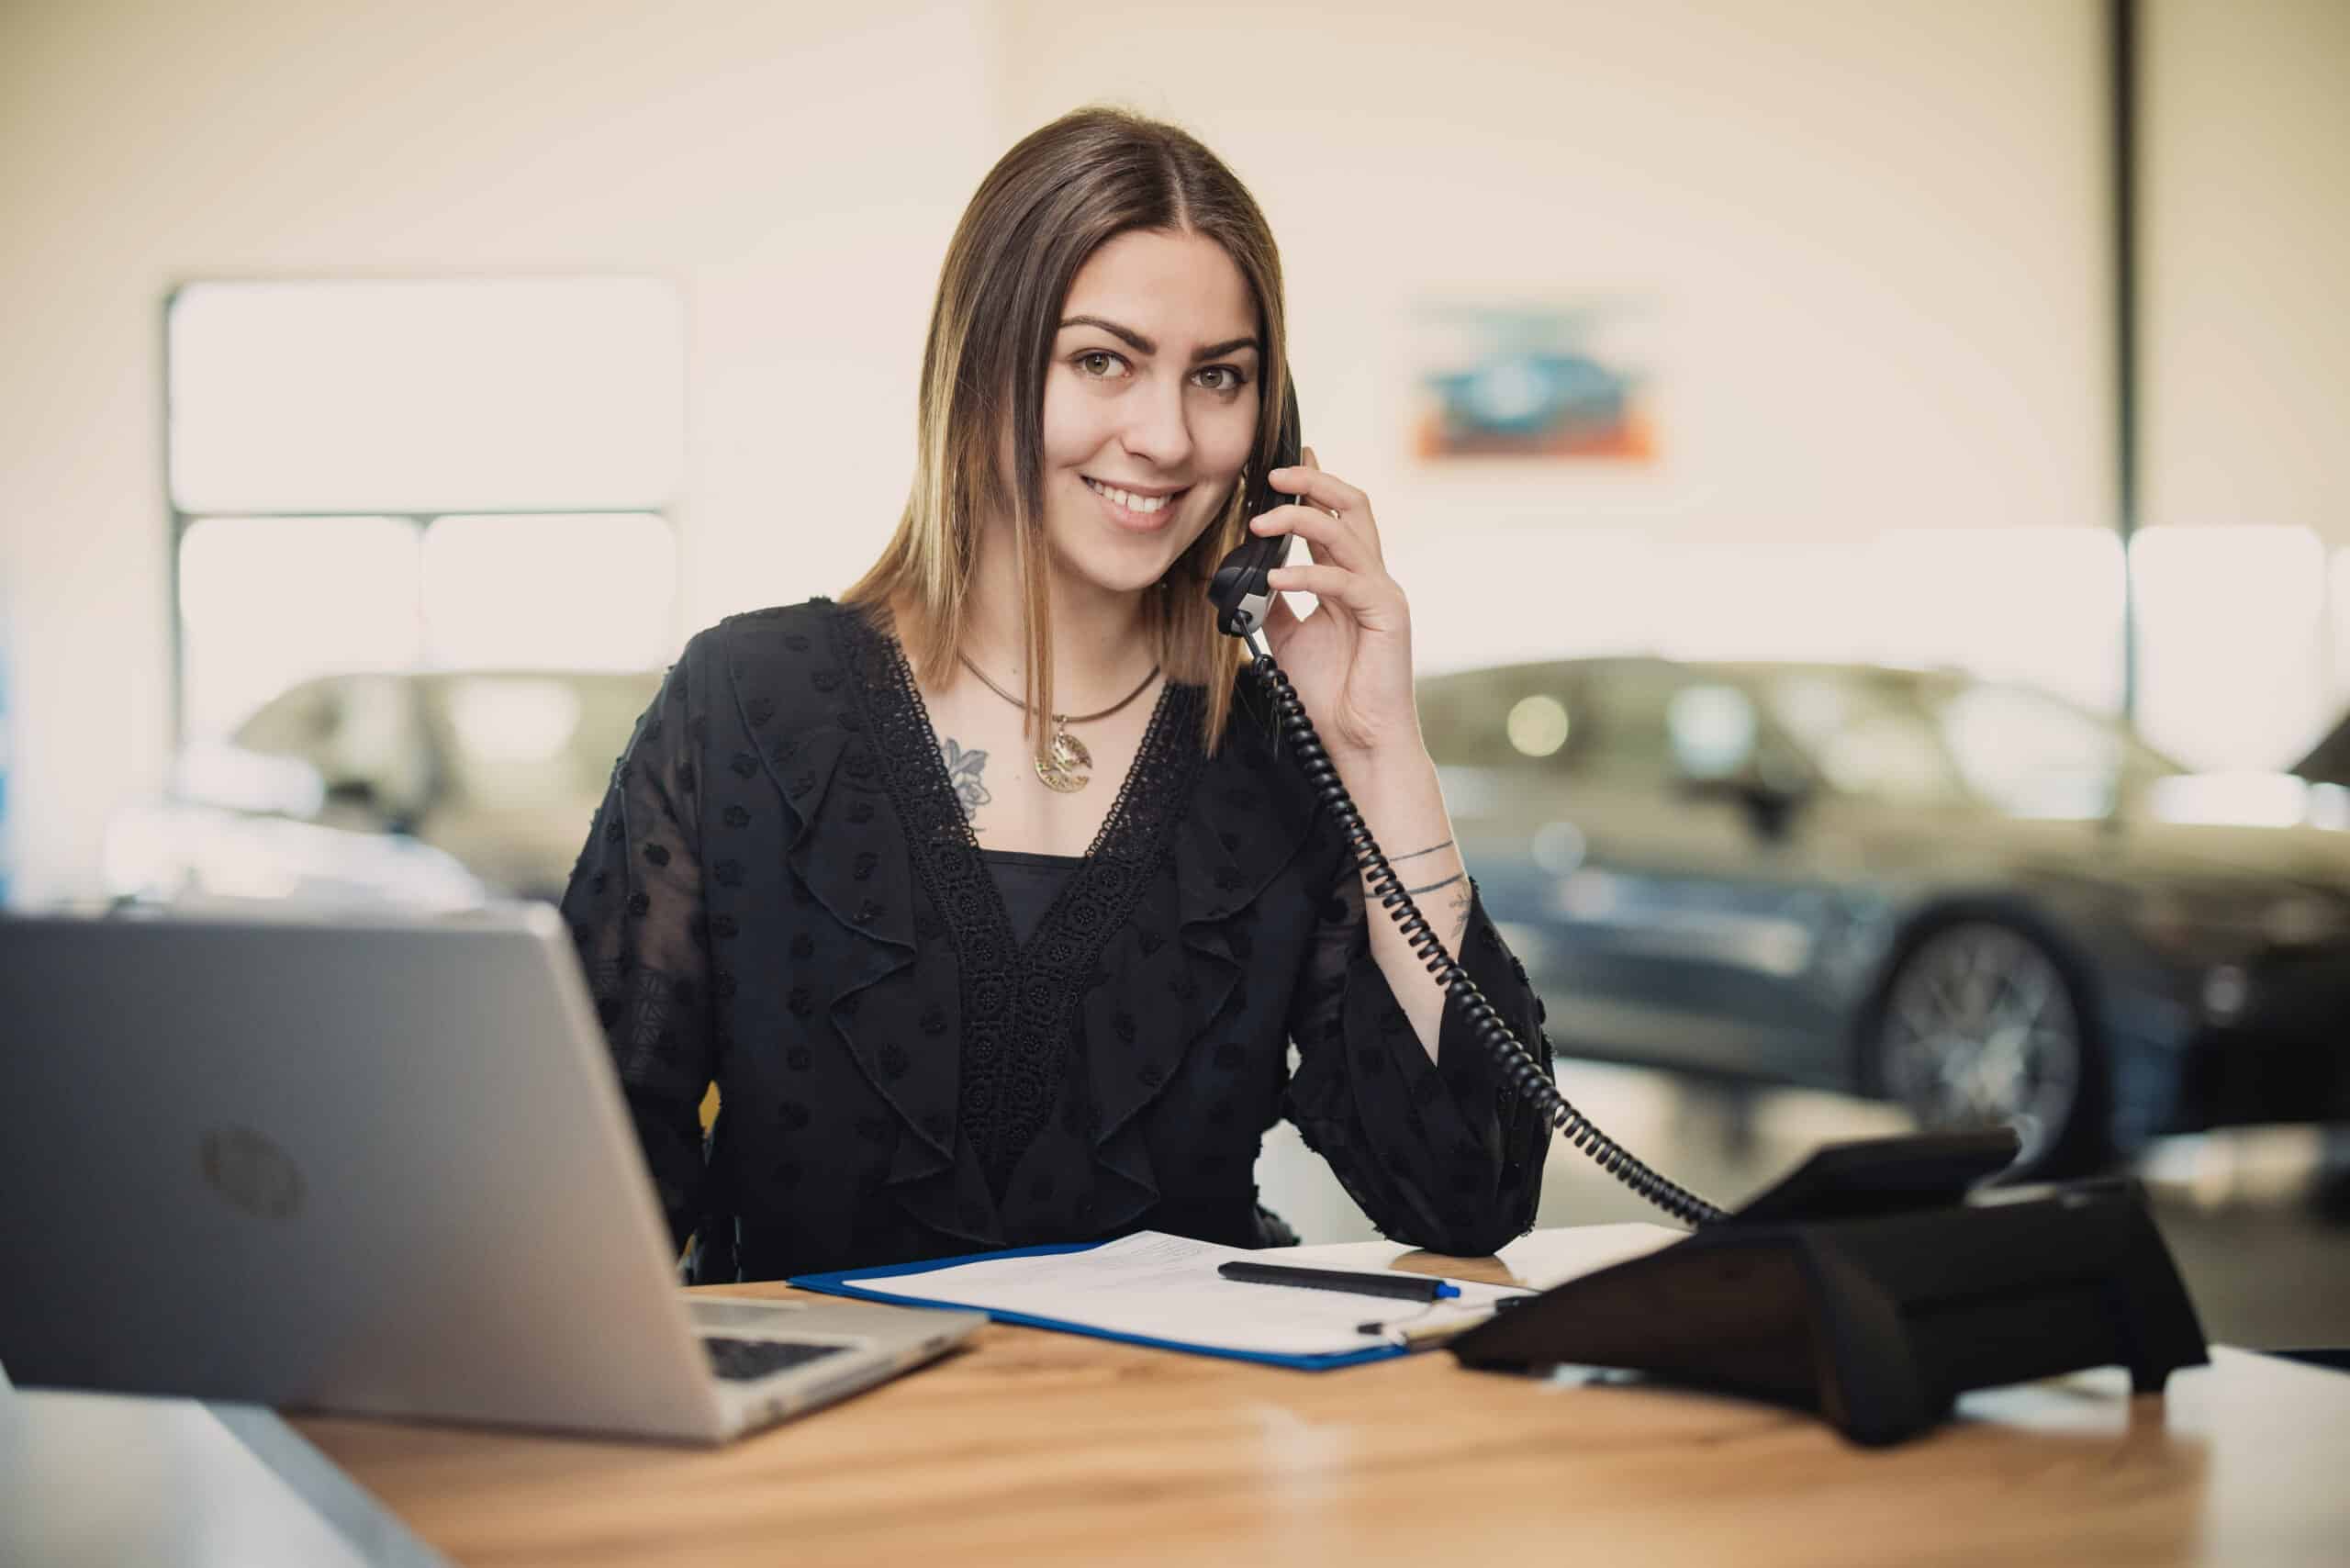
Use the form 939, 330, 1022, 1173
292, 1256, 2350, 1568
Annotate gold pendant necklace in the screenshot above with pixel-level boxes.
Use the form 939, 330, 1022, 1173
1037, 719, 1093, 794
957, 655, 1159, 794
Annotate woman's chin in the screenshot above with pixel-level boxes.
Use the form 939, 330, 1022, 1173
1069, 558, 1177, 599
1048, 531, 1192, 600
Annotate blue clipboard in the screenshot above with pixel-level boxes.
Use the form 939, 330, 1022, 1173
789, 1241, 1410, 1371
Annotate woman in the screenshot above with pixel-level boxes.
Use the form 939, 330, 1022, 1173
562, 107, 1555, 1284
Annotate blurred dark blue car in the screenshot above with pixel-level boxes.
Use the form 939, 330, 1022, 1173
1419, 657, 2350, 1174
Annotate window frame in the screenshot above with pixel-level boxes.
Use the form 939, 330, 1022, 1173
160, 276, 684, 745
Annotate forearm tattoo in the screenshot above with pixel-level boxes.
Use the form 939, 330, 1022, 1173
1403, 871, 1464, 898
1445, 880, 1472, 946
1393, 837, 1454, 864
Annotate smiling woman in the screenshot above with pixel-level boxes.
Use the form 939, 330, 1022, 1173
560, 107, 1559, 1285
845, 122, 1291, 771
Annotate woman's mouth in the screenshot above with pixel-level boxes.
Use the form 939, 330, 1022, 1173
1083, 476, 1189, 532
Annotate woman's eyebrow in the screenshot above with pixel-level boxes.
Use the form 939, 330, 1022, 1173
1059, 315, 1155, 353
1058, 317, 1261, 363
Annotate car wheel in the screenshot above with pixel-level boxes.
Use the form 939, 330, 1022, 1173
1872, 919, 2109, 1177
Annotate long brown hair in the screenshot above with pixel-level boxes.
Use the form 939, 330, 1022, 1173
844, 106, 1290, 761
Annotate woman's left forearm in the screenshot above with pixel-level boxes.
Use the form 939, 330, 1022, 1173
1244, 451, 1477, 1064
1333, 740, 1467, 1063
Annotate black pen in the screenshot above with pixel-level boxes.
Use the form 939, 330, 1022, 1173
1216, 1260, 1460, 1302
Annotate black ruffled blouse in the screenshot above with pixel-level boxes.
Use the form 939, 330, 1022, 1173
560, 599, 1555, 1283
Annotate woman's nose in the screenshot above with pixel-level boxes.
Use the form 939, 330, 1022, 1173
1119, 379, 1194, 470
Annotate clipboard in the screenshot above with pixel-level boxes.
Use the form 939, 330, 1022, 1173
790, 1238, 1452, 1371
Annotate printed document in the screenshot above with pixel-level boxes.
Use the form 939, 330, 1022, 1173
844, 1231, 1527, 1357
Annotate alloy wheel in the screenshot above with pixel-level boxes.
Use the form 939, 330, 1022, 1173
1878, 922, 2083, 1168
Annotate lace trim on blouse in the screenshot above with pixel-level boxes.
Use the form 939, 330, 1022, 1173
833, 605, 1208, 1197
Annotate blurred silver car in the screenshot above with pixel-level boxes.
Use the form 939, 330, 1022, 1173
109, 669, 660, 908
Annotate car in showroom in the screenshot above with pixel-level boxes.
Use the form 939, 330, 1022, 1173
106, 668, 661, 909
1418, 656, 2350, 1175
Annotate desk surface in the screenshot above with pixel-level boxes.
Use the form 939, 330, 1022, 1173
292, 1255, 2350, 1568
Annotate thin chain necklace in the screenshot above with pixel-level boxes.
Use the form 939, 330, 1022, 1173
957, 653, 1160, 793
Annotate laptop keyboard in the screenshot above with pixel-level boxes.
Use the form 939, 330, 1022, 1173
700, 1336, 852, 1383
689, 1298, 806, 1332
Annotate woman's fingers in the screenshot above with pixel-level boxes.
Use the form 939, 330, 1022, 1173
1249, 502, 1375, 569
1269, 461, 1371, 523
1266, 454, 1382, 566
1266, 562, 1407, 628
1260, 577, 1305, 644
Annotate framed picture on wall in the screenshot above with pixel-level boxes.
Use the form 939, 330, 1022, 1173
1408, 297, 1662, 465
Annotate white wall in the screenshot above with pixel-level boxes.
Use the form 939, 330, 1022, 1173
8, 0, 2342, 901
0, 0, 997, 903
2143, 0, 2350, 541
993, 0, 2115, 676
2139, 0, 2350, 769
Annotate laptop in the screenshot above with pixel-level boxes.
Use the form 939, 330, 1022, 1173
0, 905, 984, 1445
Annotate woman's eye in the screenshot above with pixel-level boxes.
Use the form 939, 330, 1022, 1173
1193, 365, 1246, 394
1076, 351, 1128, 379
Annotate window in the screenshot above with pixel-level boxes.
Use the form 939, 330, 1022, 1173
2132, 526, 2327, 771
1936, 681, 2180, 820
1763, 669, 1966, 807
2333, 546, 2350, 714
167, 278, 686, 743
1864, 528, 2127, 717
1663, 683, 1760, 782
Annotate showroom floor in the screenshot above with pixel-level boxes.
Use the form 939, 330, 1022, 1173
1254, 1058, 2350, 1354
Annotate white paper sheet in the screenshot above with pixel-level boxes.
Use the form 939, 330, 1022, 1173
842, 1231, 1525, 1358
1281, 1222, 1685, 1292
1497, 1223, 1686, 1288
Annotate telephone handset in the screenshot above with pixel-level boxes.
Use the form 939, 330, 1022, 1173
1211, 374, 2209, 1445
1208, 378, 1303, 640
1206, 373, 1723, 1227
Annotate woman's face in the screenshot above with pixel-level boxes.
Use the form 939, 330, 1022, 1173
1029, 227, 1262, 599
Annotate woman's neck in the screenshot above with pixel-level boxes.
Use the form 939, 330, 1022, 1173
960, 527, 1157, 709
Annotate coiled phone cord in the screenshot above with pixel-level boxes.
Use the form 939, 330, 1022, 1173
1246, 634, 1727, 1229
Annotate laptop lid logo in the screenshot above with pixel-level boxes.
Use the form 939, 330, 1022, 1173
198, 1126, 306, 1221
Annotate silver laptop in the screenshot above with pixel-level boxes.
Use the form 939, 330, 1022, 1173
0, 905, 984, 1445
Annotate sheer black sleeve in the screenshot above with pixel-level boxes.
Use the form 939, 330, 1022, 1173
558, 653, 710, 1252
1281, 839, 1555, 1257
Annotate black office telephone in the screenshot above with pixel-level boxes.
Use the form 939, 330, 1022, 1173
1207, 375, 2208, 1445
